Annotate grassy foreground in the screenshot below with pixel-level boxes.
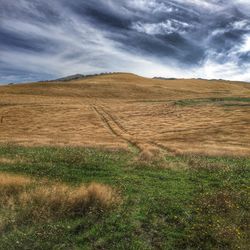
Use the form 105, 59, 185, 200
0, 145, 249, 249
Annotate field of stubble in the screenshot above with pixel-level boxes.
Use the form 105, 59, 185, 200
0, 73, 249, 156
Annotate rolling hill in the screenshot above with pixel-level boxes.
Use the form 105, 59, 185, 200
0, 73, 250, 156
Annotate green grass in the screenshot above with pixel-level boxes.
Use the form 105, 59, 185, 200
0, 145, 249, 249
174, 97, 250, 106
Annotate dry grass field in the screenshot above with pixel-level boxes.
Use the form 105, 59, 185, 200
1, 1, 250, 247
0, 73, 250, 156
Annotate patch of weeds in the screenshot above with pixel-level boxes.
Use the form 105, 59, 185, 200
174, 97, 250, 106
178, 189, 249, 250
187, 157, 229, 172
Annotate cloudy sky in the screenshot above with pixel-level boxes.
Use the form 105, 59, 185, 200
0, 0, 250, 83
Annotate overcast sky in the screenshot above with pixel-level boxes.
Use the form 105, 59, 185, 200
0, 0, 250, 83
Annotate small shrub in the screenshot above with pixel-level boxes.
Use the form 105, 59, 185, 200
133, 149, 166, 168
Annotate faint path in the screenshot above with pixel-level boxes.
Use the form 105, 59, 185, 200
92, 106, 119, 137
100, 107, 128, 133
92, 105, 174, 155
149, 141, 178, 155
92, 105, 142, 153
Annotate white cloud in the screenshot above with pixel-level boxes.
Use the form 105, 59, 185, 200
200, 60, 250, 81
239, 35, 250, 53
131, 20, 190, 35
234, 0, 250, 5
174, 0, 224, 11
127, 0, 174, 13
230, 20, 250, 30
233, 0, 250, 16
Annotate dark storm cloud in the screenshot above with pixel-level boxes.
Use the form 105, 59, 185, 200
64, 0, 205, 64
0, 0, 249, 83
70, 1, 131, 30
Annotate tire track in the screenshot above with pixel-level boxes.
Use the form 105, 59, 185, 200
149, 141, 177, 155
92, 106, 119, 137
99, 107, 128, 133
92, 105, 142, 153
93, 105, 174, 155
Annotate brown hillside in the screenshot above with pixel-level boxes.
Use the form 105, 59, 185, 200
0, 73, 249, 156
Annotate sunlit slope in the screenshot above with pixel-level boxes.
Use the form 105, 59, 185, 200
0, 73, 249, 156
1, 73, 249, 100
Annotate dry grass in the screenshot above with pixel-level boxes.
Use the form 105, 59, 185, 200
19, 182, 118, 221
0, 173, 119, 227
0, 73, 249, 156
0, 173, 32, 198
134, 149, 166, 166
0, 156, 25, 164
0, 157, 17, 164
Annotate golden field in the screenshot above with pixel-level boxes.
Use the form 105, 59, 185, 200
0, 73, 249, 156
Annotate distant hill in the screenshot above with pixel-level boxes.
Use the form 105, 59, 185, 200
153, 76, 249, 83
55, 74, 85, 81
53, 72, 124, 82
153, 77, 177, 80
